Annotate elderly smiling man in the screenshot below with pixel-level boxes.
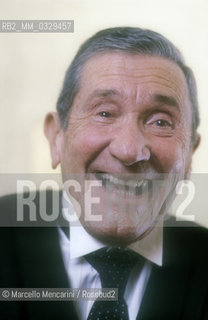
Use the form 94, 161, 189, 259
0, 27, 207, 320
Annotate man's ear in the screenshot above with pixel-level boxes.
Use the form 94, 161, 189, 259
193, 133, 201, 153
44, 112, 64, 169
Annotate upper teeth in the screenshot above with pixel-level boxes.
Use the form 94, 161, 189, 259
97, 173, 145, 189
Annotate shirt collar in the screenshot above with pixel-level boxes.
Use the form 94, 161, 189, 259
62, 192, 163, 266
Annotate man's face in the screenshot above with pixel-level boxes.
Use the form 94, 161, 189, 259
47, 53, 195, 244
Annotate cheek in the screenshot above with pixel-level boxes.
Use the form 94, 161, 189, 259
152, 139, 185, 173
65, 125, 108, 168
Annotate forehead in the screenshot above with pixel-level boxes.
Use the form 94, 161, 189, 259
78, 52, 190, 108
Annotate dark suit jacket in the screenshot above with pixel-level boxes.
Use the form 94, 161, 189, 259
0, 192, 207, 320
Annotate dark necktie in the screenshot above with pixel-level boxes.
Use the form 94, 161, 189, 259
85, 246, 141, 320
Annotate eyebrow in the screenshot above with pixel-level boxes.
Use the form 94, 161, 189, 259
153, 94, 179, 109
87, 89, 120, 101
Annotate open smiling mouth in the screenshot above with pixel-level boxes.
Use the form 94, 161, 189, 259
94, 173, 151, 196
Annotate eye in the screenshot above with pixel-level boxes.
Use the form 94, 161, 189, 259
98, 111, 112, 118
154, 119, 171, 127
146, 112, 173, 129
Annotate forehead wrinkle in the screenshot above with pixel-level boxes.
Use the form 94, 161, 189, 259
134, 78, 186, 109
83, 63, 185, 96
100, 64, 184, 89
80, 53, 189, 113
82, 52, 187, 88
89, 71, 186, 106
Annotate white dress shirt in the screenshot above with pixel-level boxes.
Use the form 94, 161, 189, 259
59, 195, 163, 320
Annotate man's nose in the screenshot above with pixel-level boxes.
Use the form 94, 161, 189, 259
108, 124, 151, 166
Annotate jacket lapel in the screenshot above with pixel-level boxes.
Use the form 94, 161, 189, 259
14, 226, 78, 319
12, 190, 78, 319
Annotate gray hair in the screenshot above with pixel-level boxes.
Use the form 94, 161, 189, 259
56, 27, 199, 144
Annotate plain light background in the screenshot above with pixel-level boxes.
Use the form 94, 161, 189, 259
0, 0, 207, 226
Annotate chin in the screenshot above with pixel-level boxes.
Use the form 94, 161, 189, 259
84, 223, 146, 246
